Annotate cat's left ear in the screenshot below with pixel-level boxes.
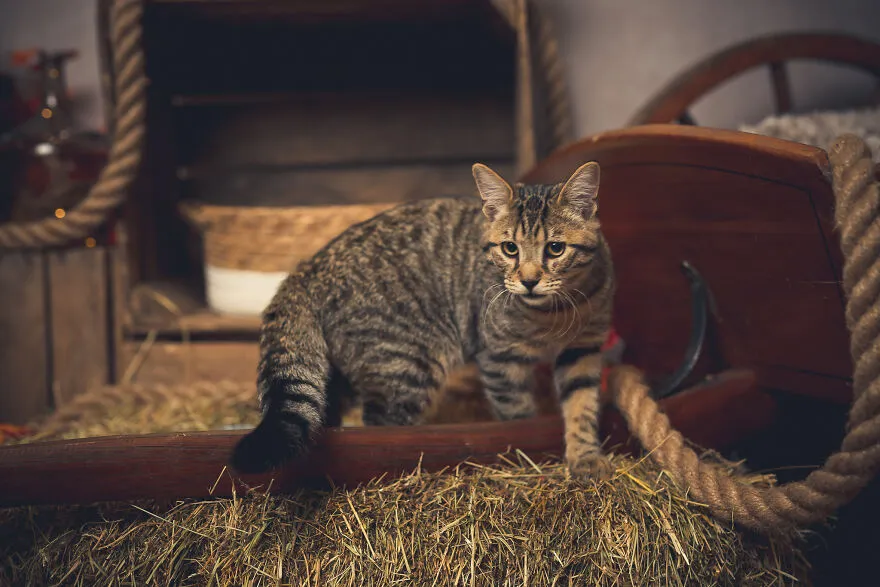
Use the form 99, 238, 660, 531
472, 163, 513, 222
556, 161, 600, 220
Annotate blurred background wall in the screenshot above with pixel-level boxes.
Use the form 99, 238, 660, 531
1, 0, 879, 135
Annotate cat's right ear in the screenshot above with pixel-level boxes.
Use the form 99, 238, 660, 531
472, 163, 513, 222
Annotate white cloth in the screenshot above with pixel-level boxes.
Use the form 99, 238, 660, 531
738, 106, 880, 162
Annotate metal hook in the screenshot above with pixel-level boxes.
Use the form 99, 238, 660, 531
652, 260, 712, 399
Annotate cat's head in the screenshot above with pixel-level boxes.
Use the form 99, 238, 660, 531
472, 161, 602, 308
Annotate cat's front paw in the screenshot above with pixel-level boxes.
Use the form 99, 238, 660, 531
566, 451, 614, 481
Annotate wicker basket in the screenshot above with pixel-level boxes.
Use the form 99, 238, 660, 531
179, 200, 395, 315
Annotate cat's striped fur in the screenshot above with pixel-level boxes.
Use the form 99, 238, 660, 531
230, 162, 614, 476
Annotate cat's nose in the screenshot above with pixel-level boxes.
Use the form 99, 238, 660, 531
521, 279, 539, 292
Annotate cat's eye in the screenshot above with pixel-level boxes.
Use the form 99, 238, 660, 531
500, 241, 519, 257
545, 242, 566, 257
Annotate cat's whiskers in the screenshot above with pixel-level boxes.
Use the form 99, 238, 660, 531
485, 287, 516, 338
556, 290, 579, 341
549, 292, 564, 338
484, 287, 507, 319
482, 283, 505, 309
482, 284, 508, 316
551, 289, 573, 339
536, 293, 560, 340
565, 289, 586, 340
571, 287, 594, 321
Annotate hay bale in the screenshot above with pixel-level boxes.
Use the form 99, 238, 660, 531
1, 381, 809, 585
0, 452, 807, 586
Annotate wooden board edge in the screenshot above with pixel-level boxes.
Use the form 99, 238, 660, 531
0, 369, 773, 507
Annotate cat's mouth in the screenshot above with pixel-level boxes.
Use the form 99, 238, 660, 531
518, 292, 549, 306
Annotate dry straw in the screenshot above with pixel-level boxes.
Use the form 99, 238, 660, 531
1, 451, 808, 586
1, 381, 810, 585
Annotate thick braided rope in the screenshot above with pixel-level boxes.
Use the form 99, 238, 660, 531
0, 0, 146, 249
529, 3, 574, 150
608, 133, 880, 534
491, 0, 573, 171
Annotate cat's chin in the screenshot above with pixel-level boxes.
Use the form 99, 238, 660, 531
517, 293, 550, 307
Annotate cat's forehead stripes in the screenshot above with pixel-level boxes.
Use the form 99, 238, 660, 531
511, 183, 560, 239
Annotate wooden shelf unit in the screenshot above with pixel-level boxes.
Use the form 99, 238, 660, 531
105, 0, 519, 344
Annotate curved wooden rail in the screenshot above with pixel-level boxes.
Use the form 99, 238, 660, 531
521, 124, 851, 404
0, 370, 763, 507
628, 32, 880, 126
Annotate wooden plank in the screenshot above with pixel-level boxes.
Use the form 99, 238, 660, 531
109, 233, 132, 384
131, 307, 262, 338
181, 161, 514, 207
0, 419, 563, 507
119, 341, 260, 385
173, 92, 515, 170
0, 253, 49, 424
0, 369, 770, 507
48, 247, 111, 406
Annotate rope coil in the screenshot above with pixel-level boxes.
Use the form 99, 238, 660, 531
609, 132, 880, 533
0, 0, 146, 250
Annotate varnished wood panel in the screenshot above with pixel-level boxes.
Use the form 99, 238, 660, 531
521, 125, 851, 402
600, 164, 850, 378
0, 253, 49, 424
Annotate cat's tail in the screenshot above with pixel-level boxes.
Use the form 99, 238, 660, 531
230, 286, 330, 474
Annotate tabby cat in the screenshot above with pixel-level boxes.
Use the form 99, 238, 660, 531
231, 161, 615, 476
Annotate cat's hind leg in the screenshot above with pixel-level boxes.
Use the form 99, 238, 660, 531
353, 345, 454, 426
